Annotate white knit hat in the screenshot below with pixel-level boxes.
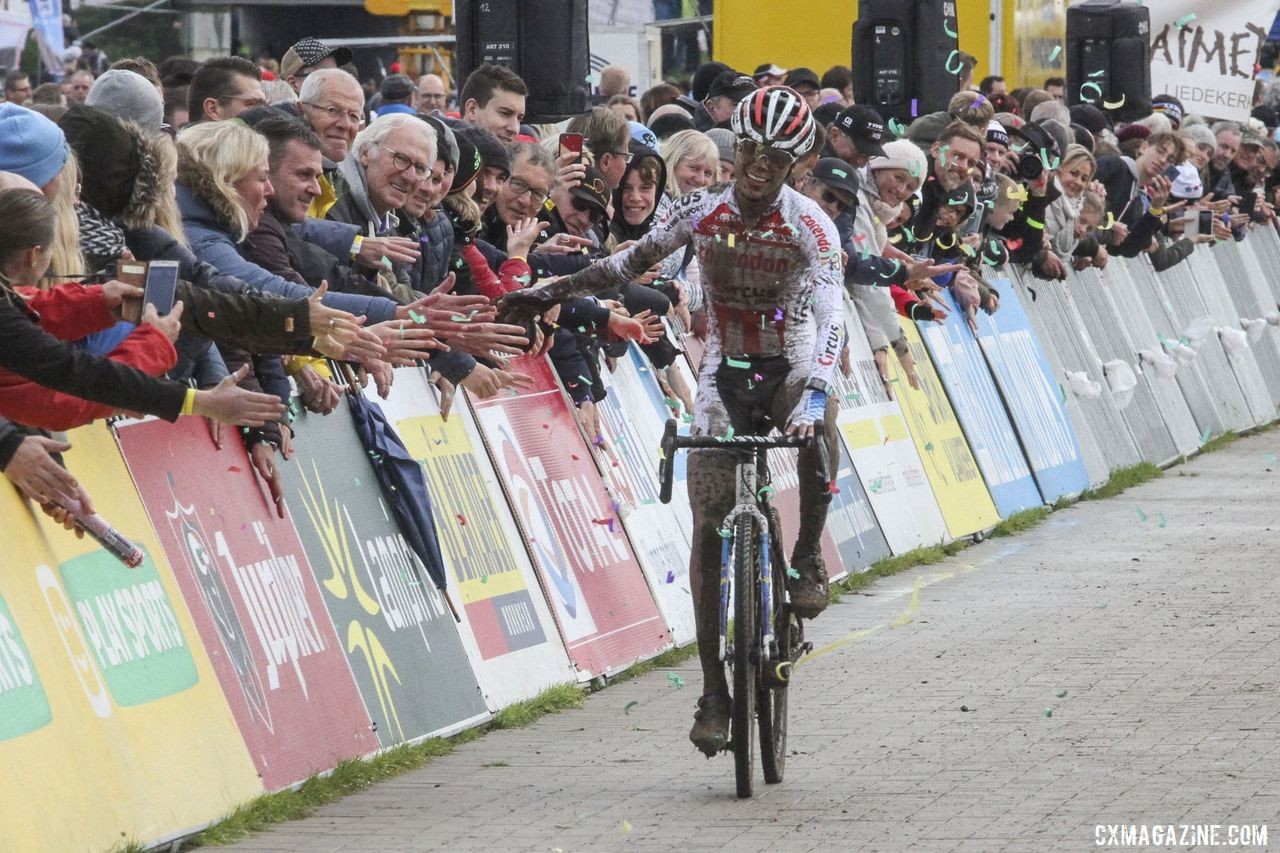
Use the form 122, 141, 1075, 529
869, 138, 928, 181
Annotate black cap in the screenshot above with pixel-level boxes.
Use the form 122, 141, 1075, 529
834, 104, 887, 157
571, 165, 611, 217
691, 61, 732, 102
786, 67, 820, 92
809, 157, 860, 197
706, 71, 757, 103
380, 74, 414, 102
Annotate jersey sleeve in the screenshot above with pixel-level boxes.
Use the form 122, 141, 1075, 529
530, 192, 698, 303
796, 208, 846, 395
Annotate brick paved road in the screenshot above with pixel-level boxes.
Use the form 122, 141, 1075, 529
229, 435, 1280, 852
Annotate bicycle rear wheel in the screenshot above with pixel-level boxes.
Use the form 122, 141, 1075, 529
731, 513, 758, 799
758, 510, 792, 784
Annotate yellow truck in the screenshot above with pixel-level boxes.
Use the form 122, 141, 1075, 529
712, 0, 1067, 90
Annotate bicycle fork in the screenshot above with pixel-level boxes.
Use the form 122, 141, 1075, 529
718, 457, 775, 665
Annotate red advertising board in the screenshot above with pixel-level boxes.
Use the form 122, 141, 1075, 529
117, 419, 378, 789
470, 356, 671, 678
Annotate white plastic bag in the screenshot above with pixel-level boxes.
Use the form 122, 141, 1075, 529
1103, 359, 1138, 409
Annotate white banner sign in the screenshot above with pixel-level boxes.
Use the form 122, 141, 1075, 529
1149, 0, 1279, 121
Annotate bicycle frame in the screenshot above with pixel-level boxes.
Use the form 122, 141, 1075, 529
717, 451, 775, 665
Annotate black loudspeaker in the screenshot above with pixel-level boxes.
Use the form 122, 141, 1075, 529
852, 0, 960, 124
455, 0, 591, 122
1066, 0, 1151, 122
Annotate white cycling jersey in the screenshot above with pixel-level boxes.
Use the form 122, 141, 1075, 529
529, 181, 846, 430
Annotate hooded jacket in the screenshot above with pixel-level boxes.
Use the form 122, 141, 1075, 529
609, 141, 668, 244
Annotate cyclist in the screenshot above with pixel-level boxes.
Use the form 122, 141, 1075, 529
502, 87, 844, 756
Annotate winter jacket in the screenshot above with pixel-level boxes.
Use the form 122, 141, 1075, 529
1094, 155, 1166, 258
176, 182, 400, 323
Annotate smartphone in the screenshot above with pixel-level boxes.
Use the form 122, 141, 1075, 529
142, 260, 180, 316
117, 260, 149, 324
1239, 191, 1258, 216
1161, 165, 1181, 181
1183, 209, 1214, 236
558, 132, 584, 161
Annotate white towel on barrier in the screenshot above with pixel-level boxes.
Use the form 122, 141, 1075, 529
1065, 369, 1102, 400
1217, 326, 1250, 363
1103, 359, 1138, 409
1240, 317, 1267, 343
1138, 349, 1178, 380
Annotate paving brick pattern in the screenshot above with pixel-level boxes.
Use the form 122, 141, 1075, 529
229, 435, 1280, 852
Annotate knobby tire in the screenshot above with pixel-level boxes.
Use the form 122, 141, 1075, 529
758, 511, 790, 784
732, 513, 758, 799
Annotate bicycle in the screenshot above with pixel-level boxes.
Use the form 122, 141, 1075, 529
657, 418, 829, 798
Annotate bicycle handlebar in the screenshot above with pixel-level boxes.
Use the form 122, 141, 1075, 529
657, 419, 830, 504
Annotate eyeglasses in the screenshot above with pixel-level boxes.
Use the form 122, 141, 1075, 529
737, 138, 795, 170
820, 188, 852, 213
507, 176, 550, 205
572, 197, 605, 222
608, 149, 634, 164
377, 143, 431, 179
301, 101, 365, 128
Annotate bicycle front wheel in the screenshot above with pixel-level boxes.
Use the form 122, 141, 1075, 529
732, 513, 758, 799
759, 511, 792, 785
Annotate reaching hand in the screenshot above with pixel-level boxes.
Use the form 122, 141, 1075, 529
309, 281, 381, 361
506, 217, 548, 258
445, 321, 532, 357
103, 280, 144, 319
430, 371, 456, 420
496, 286, 559, 326
192, 365, 288, 426
395, 273, 493, 322
606, 309, 664, 344
141, 300, 184, 343
531, 233, 594, 255
295, 365, 342, 414
459, 363, 502, 398
369, 358, 394, 398
3, 435, 81, 507
357, 235, 421, 268
249, 441, 286, 519
369, 320, 448, 364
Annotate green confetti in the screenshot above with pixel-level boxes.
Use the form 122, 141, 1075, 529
924, 442, 934, 452
1042, 708, 1053, 718
943, 18, 957, 37
1265, 453, 1277, 465
408, 310, 426, 324
756, 485, 775, 500
1174, 12, 1196, 28
1200, 427, 1212, 445
481, 575, 489, 584
721, 426, 735, 441
1055, 689, 1067, 698
718, 527, 732, 539
786, 567, 800, 579
725, 356, 751, 368
666, 673, 685, 689
664, 397, 682, 411
624, 701, 639, 715
1136, 508, 1147, 522
1157, 512, 1167, 529
1048, 45, 1062, 63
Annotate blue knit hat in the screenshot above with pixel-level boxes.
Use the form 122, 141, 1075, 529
0, 104, 68, 190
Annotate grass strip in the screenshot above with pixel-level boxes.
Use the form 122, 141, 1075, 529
170, 685, 584, 850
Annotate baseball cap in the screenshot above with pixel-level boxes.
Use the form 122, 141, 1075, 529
380, 73, 414, 102
571, 165, 611, 218
786, 67, 820, 92
706, 71, 757, 103
1169, 162, 1203, 200
752, 63, 787, 81
834, 104, 887, 157
809, 157, 859, 197
281, 37, 353, 81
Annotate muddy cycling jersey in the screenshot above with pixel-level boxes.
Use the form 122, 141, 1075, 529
526, 182, 846, 423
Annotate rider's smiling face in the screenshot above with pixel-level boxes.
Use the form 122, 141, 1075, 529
733, 140, 792, 205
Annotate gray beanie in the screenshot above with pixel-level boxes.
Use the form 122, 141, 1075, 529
86, 69, 164, 133
705, 127, 736, 162
1184, 123, 1216, 151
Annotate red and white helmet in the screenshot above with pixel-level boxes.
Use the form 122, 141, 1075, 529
731, 86, 817, 158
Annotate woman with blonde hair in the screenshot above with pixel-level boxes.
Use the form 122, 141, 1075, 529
1045, 143, 1101, 264
659, 129, 720, 199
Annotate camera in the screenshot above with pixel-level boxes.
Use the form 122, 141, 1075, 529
1012, 123, 1059, 182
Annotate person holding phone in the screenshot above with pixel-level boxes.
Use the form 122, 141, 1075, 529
1095, 131, 1185, 258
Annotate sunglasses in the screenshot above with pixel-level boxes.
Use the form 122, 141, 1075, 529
737, 139, 795, 170
572, 197, 605, 221
820, 188, 853, 213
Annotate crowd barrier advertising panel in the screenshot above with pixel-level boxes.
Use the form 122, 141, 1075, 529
593, 349, 697, 645
376, 368, 575, 711
1214, 240, 1280, 408
470, 355, 671, 679
886, 320, 1001, 537
279, 404, 490, 746
116, 418, 380, 789
625, 343, 697, 545
974, 276, 1091, 503
833, 305, 948, 554
0, 423, 261, 851
1012, 271, 1145, 475
916, 293, 1043, 518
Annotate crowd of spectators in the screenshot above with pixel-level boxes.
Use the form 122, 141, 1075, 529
3, 37, 1280, 539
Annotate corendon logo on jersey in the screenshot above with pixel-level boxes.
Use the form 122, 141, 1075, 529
800, 214, 834, 258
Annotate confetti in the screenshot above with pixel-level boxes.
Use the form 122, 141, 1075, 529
1102, 95, 1127, 110
408, 309, 426, 324
1135, 508, 1147, 522
1157, 512, 1167, 528
718, 527, 732, 539
911, 98, 919, 117
665, 570, 675, 584
888, 117, 906, 138
456, 513, 467, 526
1265, 453, 1278, 465
227, 465, 242, 473
1078, 81, 1103, 104
624, 701, 639, 715
756, 485, 775, 500
924, 442, 934, 452
1174, 12, 1196, 28
620, 819, 633, 834
1048, 45, 1062, 63
1055, 689, 1068, 698
480, 575, 489, 584
727, 233, 736, 248
666, 673, 685, 689
725, 356, 751, 368
1042, 708, 1053, 718
1200, 426, 1212, 444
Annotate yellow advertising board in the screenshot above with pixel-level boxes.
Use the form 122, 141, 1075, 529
0, 422, 261, 851
886, 321, 1002, 539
